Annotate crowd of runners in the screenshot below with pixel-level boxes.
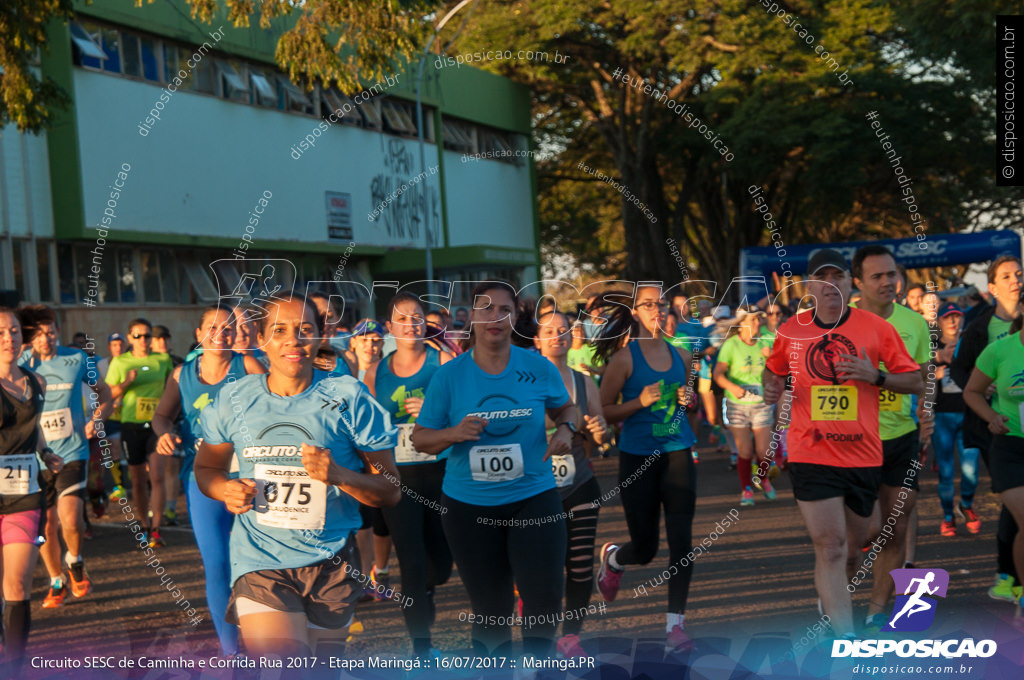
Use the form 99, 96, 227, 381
1, 244, 1023, 674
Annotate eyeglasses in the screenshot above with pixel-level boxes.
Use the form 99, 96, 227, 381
635, 302, 670, 311
131, 333, 152, 340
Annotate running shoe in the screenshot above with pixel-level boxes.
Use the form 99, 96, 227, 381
108, 485, 126, 501
164, 509, 178, 526
665, 624, 695, 655
988, 574, 1017, 602
596, 543, 624, 602
43, 582, 66, 609
940, 519, 956, 537
956, 503, 981, 534
556, 634, 588, 658
691, 449, 700, 464
359, 586, 375, 603
729, 452, 738, 470
91, 496, 106, 519
346, 618, 364, 642
68, 560, 92, 598
148, 530, 165, 549
741, 487, 754, 507
768, 462, 781, 481
762, 478, 777, 501
371, 567, 391, 601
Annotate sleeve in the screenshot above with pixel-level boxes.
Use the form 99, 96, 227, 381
105, 357, 124, 386
543, 359, 571, 409
716, 337, 734, 367
911, 315, 931, 364
342, 382, 398, 451
764, 329, 790, 376
416, 365, 452, 431
879, 322, 920, 374
201, 396, 229, 445
974, 341, 999, 380
161, 356, 174, 381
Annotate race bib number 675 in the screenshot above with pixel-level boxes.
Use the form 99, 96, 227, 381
253, 464, 326, 530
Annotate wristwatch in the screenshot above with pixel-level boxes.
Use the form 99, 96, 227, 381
558, 421, 579, 435
874, 370, 888, 387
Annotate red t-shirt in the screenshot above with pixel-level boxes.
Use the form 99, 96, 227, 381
765, 307, 919, 468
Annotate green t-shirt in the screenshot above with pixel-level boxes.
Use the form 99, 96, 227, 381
851, 302, 930, 441
976, 333, 1024, 438
717, 334, 773, 403
105, 352, 172, 423
567, 345, 602, 374
989, 315, 1013, 344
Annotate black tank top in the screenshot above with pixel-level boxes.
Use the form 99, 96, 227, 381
0, 371, 46, 515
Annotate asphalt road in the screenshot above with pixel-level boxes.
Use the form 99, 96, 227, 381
17, 434, 1024, 679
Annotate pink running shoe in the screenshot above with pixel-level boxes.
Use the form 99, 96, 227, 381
596, 542, 624, 602
666, 624, 695, 654
557, 633, 587, 658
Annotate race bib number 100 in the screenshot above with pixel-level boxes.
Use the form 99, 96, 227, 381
470, 444, 525, 482
0, 454, 40, 496
811, 385, 857, 421
253, 464, 327, 530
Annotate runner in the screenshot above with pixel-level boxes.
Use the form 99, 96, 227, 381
931, 304, 978, 537
17, 305, 112, 608
194, 295, 401, 660
232, 305, 270, 368
104, 318, 173, 548
713, 306, 776, 505
364, 291, 454, 657
952, 255, 1023, 603
151, 303, 266, 656
762, 249, 921, 638
308, 293, 355, 378
963, 315, 1024, 625
100, 333, 127, 502
849, 245, 933, 630
593, 284, 700, 653
0, 307, 63, 674
151, 325, 185, 525
535, 310, 608, 658
413, 280, 579, 657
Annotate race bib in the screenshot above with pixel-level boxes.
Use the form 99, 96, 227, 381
879, 389, 903, 412
40, 408, 73, 441
253, 464, 327, 530
135, 397, 158, 421
738, 384, 763, 403
811, 385, 857, 421
394, 423, 435, 465
0, 454, 40, 496
470, 444, 525, 482
551, 454, 576, 488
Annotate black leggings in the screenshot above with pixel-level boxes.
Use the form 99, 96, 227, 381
615, 448, 698, 613
380, 461, 452, 654
442, 489, 566, 656
562, 477, 600, 636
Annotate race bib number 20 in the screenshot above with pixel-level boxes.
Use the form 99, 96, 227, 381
253, 464, 326, 530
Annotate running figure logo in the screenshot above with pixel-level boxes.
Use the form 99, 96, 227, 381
884, 568, 949, 632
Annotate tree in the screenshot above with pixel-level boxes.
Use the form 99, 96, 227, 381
0, 0, 73, 133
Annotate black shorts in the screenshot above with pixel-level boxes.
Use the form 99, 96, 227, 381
881, 430, 919, 490
120, 422, 155, 466
989, 434, 1024, 494
227, 538, 362, 629
42, 460, 88, 507
788, 462, 882, 518
357, 503, 390, 537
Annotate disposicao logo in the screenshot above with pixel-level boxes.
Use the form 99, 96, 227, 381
832, 568, 997, 659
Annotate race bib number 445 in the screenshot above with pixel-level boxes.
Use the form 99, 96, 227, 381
811, 385, 857, 421
470, 444, 524, 482
40, 408, 73, 441
253, 464, 326, 530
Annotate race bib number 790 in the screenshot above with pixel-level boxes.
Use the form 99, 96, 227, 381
811, 385, 857, 421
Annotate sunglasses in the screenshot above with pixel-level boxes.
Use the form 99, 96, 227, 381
635, 301, 670, 311
131, 333, 152, 340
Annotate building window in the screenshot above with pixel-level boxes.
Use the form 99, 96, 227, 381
250, 69, 279, 107
381, 99, 419, 137
122, 33, 141, 78
140, 36, 161, 82
442, 119, 476, 153
58, 244, 76, 304
99, 27, 122, 74
71, 22, 107, 69
37, 242, 54, 303
115, 247, 137, 303
281, 78, 314, 115
217, 60, 250, 102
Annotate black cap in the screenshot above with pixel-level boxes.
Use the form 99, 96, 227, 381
807, 249, 849, 275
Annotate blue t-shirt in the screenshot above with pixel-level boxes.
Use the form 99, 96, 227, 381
20, 346, 92, 462
620, 341, 697, 455
417, 346, 570, 506
177, 353, 249, 482
374, 347, 449, 465
202, 371, 397, 585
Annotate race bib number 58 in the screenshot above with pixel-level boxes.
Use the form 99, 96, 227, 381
470, 444, 524, 482
253, 464, 326, 530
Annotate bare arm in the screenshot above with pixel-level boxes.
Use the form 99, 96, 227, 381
412, 416, 488, 455
582, 377, 609, 446
600, 348, 642, 424
963, 368, 1009, 434
151, 366, 182, 439
195, 440, 257, 512
302, 444, 401, 507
